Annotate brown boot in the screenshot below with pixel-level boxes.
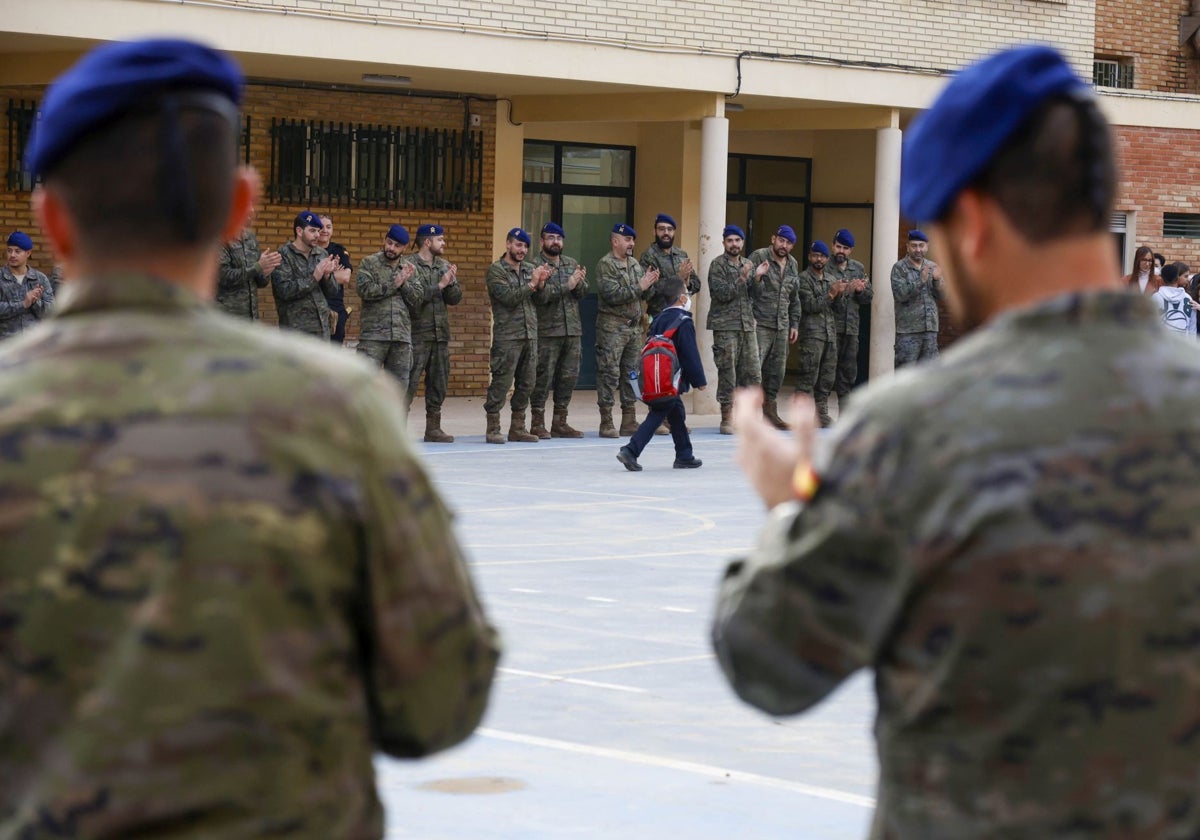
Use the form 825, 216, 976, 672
485, 412, 506, 444
551, 409, 584, 439
619, 406, 639, 436
719, 404, 733, 435
529, 408, 551, 440
654, 420, 669, 435
507, 409, 539, 442
424, 411, 455, 443
815, 397, 833, 429
599, 407, 618, 439
763, 399, 789, 430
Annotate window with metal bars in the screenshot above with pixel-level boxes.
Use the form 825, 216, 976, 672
6, 99, 36, 191
1164, 213, 1200, 238
1093, 59, 1134, 89
269, 119, 484, 211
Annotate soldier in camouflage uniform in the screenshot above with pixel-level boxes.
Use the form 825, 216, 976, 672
271, 209, 343, 339
640, 212, 699, 317
0, 231, 53, 339
216, 214, 280, 320
483, 227, 551, 444
748, 225, 801, 430
2, 38, 498, 840
405, 224, 461, 443
355, 224, 418, 393
705, 224, 761, 434
892, 229, 944, 366
794, 240, 840, 428
715, 46, 1200, 839
530, 222, 587, 439
596, 223, 659, 438
828, 228, 873, 404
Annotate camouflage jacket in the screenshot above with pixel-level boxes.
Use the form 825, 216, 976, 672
405, 253, 462, 343
748, 247, 801, 332
486, 258, 538, 342
531, 252, 585, 338
216, 228, 269, 320
829, 257, 873, 336
705, 253, 760, 332
641, 244, 700, 316
596, 252, 650, 325
271, 241, 337, 338
356, 250, 421, 343
0, 272, 499, 840
891, 257, 944, 334
713, 290, 1200, 839
796, 266, 836, 341
0, 265, 53, 339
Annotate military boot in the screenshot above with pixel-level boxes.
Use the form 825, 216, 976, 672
529, 408, 552, 440
815, 397, 833, 429
508, 409, 539, 442
654, 419, 669, 435
551, 409, 584, 439
598, 407, 618, 439
424, 411, 455, 443
485, 412, 506, 444
763, 399, 789, 431
719, 404, 734, 435
619, 406, 639, 436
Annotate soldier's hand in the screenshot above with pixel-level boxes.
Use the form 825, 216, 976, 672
334, 266, 352, 286
788, 327, 798, 344
440, 264, 457, 288
733, 387, 817, 510
639, 267, 660, 290
569, 266, 586, 289
930, 262, 943, 282
395, 262, 415, 287
853, 277, 867, 292
739, 263, 752, 282
754, 262, 770, 279
532, 264, 553, 288
258, 249, 282, 277
679, 259, 694, 281
23, 287, 42, 308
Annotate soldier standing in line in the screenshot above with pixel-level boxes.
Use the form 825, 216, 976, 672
0, 231, 54, 339
828, 228, 872, 408
794, 240, 841, 428
216, 203, 280, 320
640, 212, 699, 317
0, 37, 498, 838
483, 227, 551, 444
595, 223, 659, 438
748, 225, 801, 430
705, 224, 761, 435
272, 210, 342, 339
892, 229, 944, 366
405, 223, 461, 442
715, 45, 1200, 838
529, 222, 587, 439
355, 224, 418, 392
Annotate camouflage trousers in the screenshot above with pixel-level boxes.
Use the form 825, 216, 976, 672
484, 337, 537, 414
833, 331, 861, 397
407, 339, 450, 411
595, 319, 643, 409
357, 339, 412, 395
756, 326, 791, 401
712, 329, 761, 407
794, 335, 836, 399
895, 331, 939, 367
532, 334, 581, 411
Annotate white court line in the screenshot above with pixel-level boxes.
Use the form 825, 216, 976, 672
474, 546, 749, 566
586, 596, 617, 603
499, 667, 646, 694
662, 606, 696, 613
556, 653, 714, 676
476, 727, 875, 809
509, 587, 543, 594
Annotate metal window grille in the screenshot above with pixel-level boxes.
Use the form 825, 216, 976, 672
1093, 60, 1134, 89
6, 99, 36, 191
269, 119, 483, 211
1163, 213, 1200, 238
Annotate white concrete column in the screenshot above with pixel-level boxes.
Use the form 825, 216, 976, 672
691, 114, 729, 415
870, 119, 902, 380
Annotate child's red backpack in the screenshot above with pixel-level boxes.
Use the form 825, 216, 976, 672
630, 326, 682, 408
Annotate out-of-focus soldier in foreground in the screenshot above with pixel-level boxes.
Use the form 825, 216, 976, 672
0, 38, 498, 839
714, 45, 1200, 839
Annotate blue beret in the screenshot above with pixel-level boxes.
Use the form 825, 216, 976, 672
722, 225, 745, 240
908, 230, 929, 242
541, 222, 565, 238
386, 224, 410, 245
654, 213, 677, 228
507, 227, 531, 246
417, 224, 445, 237
26, 38, 243, 179
294, 211, 321, 230
612, 223, 637, 238
901, 45, 1088, 222
834, 229, 855, 247
774, 225, 797, 244
6, 231, 33, 251
809, 240, 830, 257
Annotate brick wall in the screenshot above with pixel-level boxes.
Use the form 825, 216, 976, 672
1115, 124, 1200, 271
1095, 0, 1199, 93
0, 83, 499, 395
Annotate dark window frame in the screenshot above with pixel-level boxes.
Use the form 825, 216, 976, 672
6, 99, 37, 192
521, 140, 637, 227
727, 152, 813, 249
1164, 212, 1200, 239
